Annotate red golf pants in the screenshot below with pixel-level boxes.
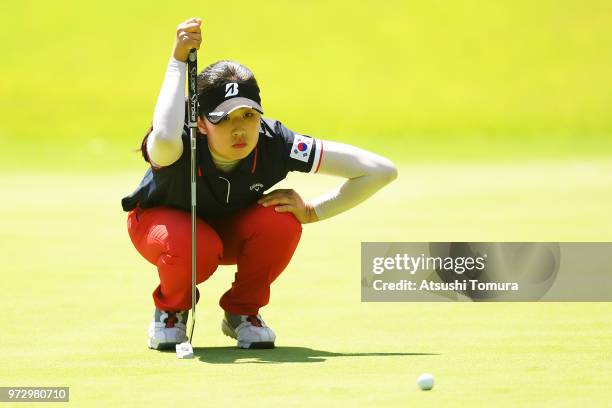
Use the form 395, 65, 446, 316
127, 203, 302, 315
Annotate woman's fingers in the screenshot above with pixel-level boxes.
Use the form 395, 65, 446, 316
259, 196, 293, 207
176, 19, 203, 45
176, 30, 202, 50
178, 33, 201, 42
183, 17, 201, 24
259, 189, 290, 198
256, 189, 314, 223
172, 18, 203, 61
258, 189, 296, 203
258, 190, 297, 205
181, 22, 202, 33
177, 25, 202, 38
179, 17, 202, 28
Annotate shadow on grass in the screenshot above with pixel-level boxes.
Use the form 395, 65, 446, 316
184, 346, 439, 364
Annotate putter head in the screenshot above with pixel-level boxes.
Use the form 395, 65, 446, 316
176, 342, 194, 359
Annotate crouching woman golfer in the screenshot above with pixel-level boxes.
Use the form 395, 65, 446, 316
121, 17, 398, 350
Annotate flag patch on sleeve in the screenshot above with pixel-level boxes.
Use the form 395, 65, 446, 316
289, 134, 314, 163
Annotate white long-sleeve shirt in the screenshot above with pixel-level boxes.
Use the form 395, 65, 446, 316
146, 58, 397, 221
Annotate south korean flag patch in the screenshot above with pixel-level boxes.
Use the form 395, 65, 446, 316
289, 134, 314, 163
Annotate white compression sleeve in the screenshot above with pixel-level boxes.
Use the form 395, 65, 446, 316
310, 140, 398, 221
146, 58, 186, 167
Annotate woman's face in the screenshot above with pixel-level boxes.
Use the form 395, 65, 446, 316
197, 107, 261, 161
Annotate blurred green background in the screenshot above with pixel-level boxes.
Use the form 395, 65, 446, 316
2, 2, 612, 406
1, 0, 611, 172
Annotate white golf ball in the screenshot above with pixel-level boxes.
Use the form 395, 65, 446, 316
417, 373, 434, 390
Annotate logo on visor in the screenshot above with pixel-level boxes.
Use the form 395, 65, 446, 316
225, 83, 239, 98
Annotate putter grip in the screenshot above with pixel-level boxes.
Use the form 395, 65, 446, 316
187, 49, 198, 128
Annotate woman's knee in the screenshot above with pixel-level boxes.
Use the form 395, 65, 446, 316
197, 224, 224, 265
139, 208, 223, 274
167, 221, 223, 263
160, 225, 223, 284
251, 205, 302, 239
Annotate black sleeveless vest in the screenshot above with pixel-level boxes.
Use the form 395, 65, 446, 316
121, 117, 319, 221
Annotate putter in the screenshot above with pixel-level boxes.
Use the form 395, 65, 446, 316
176, 48, 198, 359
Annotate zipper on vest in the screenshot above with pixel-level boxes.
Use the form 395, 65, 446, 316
218, 176, 230, 203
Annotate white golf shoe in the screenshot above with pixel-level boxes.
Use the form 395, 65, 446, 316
221, 312, 276, 349
147, 309, 189, 350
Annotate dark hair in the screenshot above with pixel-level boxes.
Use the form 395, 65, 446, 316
138, 60, 259, 163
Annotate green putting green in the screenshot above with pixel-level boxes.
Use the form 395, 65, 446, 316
1, 163, 611, 406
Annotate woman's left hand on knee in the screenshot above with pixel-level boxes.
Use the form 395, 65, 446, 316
257, 189, 319, 224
